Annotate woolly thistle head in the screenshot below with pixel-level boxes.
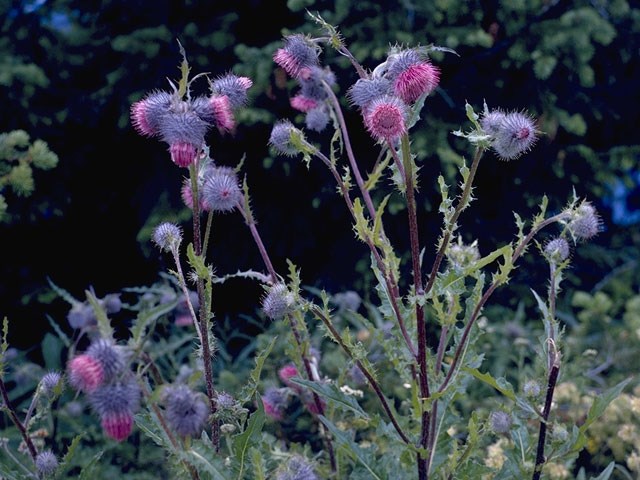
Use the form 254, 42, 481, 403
275, 455, 319, 480
86, 338, 126, 382
101, 410, 134, 442
273, 34, 321, 79
305, 106, 330, 132
68, 354, 104, 393
543, 237, 571, 264
209, 73, 252, 109
261, 284, 295, 320
269, 120, 303, 157
41, 371, 63, 397
88, 376, 141, 418
385, 49, 440, 104
201, 166, 242, 213
261, 386, 290, 421
130, 90, 174, 138
347, 77, 392, 110
489, 411, 512, 434
152, 222, 183, 253
566, 201, 602, 241
35, 450, 58, 477
363, 95, 408, 143
489, 111, 538, 161
162, 385, 210, 438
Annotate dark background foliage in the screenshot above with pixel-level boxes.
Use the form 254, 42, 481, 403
1, 0, 638, 355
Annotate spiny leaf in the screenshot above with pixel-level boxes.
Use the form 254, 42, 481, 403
462, 367, 516, 401
85, 290, 113, 340
290, 378, 369, 419
176, 39, 190, 99
232, 394, 265, 480
373, 194, 391, 246
239, 336, 277, 404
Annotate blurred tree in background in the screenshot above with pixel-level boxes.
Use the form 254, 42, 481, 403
1, 0, 638, 356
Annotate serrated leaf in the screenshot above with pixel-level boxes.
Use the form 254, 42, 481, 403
176, 39, 190, 99
85, 290, 113, 340
130, 297, 179, 347
232, 394, 265, 480
373, 194, 391, 245
186, 243, 209, 280
318, 415, 384, 480
77, 451, 104, 480
530, 288, 550, 321
239, 336, 276, 404
179, 440, 230, 480
57, 435, 82, 476
290, 378, 369, 419
589, 461, 615, 480
462, 367, 516, 401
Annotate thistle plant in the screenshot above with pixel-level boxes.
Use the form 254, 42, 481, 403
0, 13, 633, 480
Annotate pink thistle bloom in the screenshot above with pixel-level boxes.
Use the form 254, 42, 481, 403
101, 411, 134, 442
130, 91, 172, 137
491, 111, 538, 160
278, 363, 300, 387
363, 95, 408, 142
201, 166, 242, 213
261, 387, 288, 420
273, 34, 320, 79
210, 95, 236, 133
169, 142, 198, 168
210, 74, 253, 108
392, 61, 440, 104
290, 95, 318, 112
68, 354, 104, 393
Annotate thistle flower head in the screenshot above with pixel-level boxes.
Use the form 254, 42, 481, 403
269, 120, 302, 157
209, 95, 236, 133
298, 66, 334, 102
210, 73, 252, 108
41, 371, 63, 397
386, 50, 440, 103
273, 34, 321, 78
363, 95, 408, 143
446, 237, 480, 271
130, 90, 173, 137
201, 166, 242, 212
480, 108, 507, 137
567, 201, 602, 241
68, 354, 104, 393
101, 410, 134, 442
489, 411, 512, 434
275, 455, 319, 480
261, 284, 294, 320
347, 77, 392, 110
89, 377, 140, 428
162, 385, 209, 437
152, 222, 182, 253
544, 237, 570, 264
66, 302, 97, 329
169, 141, 198, 168
490, 111, 538, 161
35, 450, 58, 477
181, 176, 203, 210
278, 363, 299, 387
86, 338, 126, 382
215, 392, 235, 410
305, 107, 330, 132
158, 107, 209, 163
290, 95, 318, 113
262, 386, 289, 420
523, 380, 541, 398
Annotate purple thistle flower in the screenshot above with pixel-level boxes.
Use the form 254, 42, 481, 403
67, 302, 97, 329
273, 34, 321, 78
210, 73, 252, 109
269, 120, 301, 157
386, 50, 440, 103
215, 392, 235, 409
102, 293, 122, 314
261, 284, 294, 320
162, 385, 209, 437
262, 386, 289, 420
290, 94, 318, 112
298, 66, 334, 102
87, 338, 126, 383
35, 450, 58, 477
201, 166, 242, 212
489, 411, 512, 434
41, 371, 63, 396
101, 411, 134, 442
88, 376, 141, 418
347, 77, 392, 110
152, 222, 182, 253
209, 95, 236, 134
130, 90, 173, 137
305, 107, 330, 132
480, 109, 507, 137
276, 455, 319, 480
68, 354, 104, 393
491, 111, 538, 161
568, 201, 602, 241
544, 237, 570, 263
169, 142, 198, 168
363, 95, 408, 142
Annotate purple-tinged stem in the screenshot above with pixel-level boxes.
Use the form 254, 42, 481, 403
0, 377, 37, 461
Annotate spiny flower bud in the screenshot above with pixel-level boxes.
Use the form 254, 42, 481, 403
347, 77, 392, 110
35, 450, 58, 477
305, 107, 330, 132
41, 371, 63, 397
215, 392, 235, 410
298, 66, 334, 102
480, 109, 506, 137
544, 237, 570, 263
523, 380, 542, 398
290, 95, 318, 113
489, 411, 512, 434
210, 73, 252, 109
275, 455, 319, 480
152, 222, 182, 253
101, 411, 134, 442
273, 34, 321, 79
162, 385, 209, 437
269, 120, 302, 157
386, 50, 440, 104
261, 284, 294, 320
66, 302, 97, 329
130, 90, 173, 137
89, 377, 140, 441
68, 354, 103, 393
169, 142, 198, 168
567, 201, 602, 241
446, 237, 480, 271
86, 339, 125, 383
201, 166, 242, 213
209, 95, 236, 133
491, 111, 538, 161
262, 387, 289, 420
363, 95, 408, 143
